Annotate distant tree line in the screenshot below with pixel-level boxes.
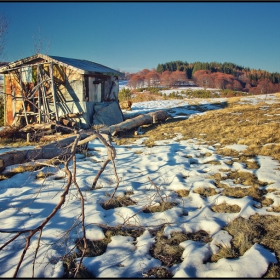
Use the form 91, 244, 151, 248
123, 61, 280, 95
125, 68, 190, 89
156, 60, 280, 83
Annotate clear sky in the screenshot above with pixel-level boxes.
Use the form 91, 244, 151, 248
0, 2, 280, 74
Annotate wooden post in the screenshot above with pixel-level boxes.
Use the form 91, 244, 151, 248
26, 132, 31, 143
49, 62, 59, 121
37, 65, 42, 123
38, 65, 50, 122
19, 68, 29, 125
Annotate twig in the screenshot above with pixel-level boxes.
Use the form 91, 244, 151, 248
12, 135, 80, 277
72, 154, 87, 278
32, 229, 43, 278
91, 159, 110, 189
148, 177, 165, 204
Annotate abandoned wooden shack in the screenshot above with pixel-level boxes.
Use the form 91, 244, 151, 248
0, 53, 125, 129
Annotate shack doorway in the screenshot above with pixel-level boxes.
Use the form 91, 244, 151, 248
88, 77, 102, 102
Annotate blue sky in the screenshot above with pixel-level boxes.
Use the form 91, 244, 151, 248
1, 2, 280, 73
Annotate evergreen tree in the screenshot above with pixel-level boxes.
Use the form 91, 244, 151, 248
156, 64, 164, 74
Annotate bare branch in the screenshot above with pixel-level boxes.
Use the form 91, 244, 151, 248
0, 14, 9, 60
148, 177, 165, 204
32, 229, 43, 278
32, 25, 51, 55
72, 154, 87, 278
91, 158, 111, 189
12, 135, 80, 277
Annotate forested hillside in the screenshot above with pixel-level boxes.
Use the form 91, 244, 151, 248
124, 61, 280, 95
157, 61, 280, 82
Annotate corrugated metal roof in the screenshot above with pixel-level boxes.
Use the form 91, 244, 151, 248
0, 54, 124, 76
48, 55, 124, 76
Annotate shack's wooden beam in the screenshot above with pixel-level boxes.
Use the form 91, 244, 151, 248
19, 68, 29, 125
50, 62, 59, 121
19, 123, 56, 133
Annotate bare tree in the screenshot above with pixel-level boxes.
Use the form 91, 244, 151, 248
0, 126, 122, 277
0, 14, 9, 60
32, 25, 51, 55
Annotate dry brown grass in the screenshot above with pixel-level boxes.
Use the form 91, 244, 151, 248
0, 164, 44, 181
35, 171, 54, 180
63, 226, 144, 278
150, 226, 212, 267
0, 126, 22, 140
9, 165, 35, 173
237, 155, 260, 169
175, 189, 190, 197
222, 187, 267, 202
209, 170, 269, 203
101, 196, 136, 210
267, 205, 280, 213
210, 173, 228, 183
193, 187, 219, 197
204, 160, 221, 165
0, 139, 32, 148
264, 264, 280, 278
144, 266, 173, 278
132, 91, 165, 103
210, 168, 269, 203
118, 95, 280, 162
143, 138, 156, 148
227, 171, 267, 187
210, 245, 239, 262
211, 202, 241, 213
210, 213, 280, 277
143, 202, 177, 213
63, 93, 280, 276
3, 94, 280, 276
224, 214, 280, 277
261, 197, 274, 207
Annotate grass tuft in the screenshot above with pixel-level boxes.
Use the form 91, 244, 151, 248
150, 226, 212, 267
211, 202, 241, 213
222, 186, 267, 202
267, 205, 280, 213
175, 189, 190, 197
101, 196, 136, 210
36, 171, 54, 180
261, 197, 274, 207
144, 266, 173, 278
212, 213, 280, 274
143, 202, 177, 213
193, 187, 219, 197
63, 226, 144, 278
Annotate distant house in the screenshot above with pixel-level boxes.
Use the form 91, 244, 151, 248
0, 54, 125, 129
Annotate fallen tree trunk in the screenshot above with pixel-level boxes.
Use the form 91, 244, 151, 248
100, 110, 170, 135
0, 110, 170, 171
0, 137, 73, 171
0, 132, 98, 172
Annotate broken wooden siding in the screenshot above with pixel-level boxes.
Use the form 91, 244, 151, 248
4, 71, 33, 125
55, 66, 84, 102
0, 54, 124, 128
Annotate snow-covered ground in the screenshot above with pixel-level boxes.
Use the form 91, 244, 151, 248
0, 94, 279, 277
159, 86, 219, 95
124, 98, 227, 119
119, 80, 220, 95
